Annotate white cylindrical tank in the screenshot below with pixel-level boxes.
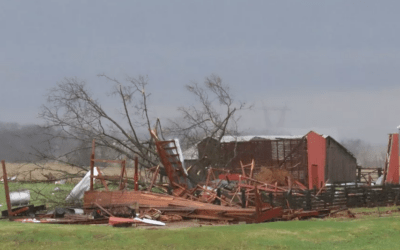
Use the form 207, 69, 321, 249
10, 190, 30, 206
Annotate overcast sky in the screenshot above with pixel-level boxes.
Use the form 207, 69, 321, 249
1, 0, 400, 144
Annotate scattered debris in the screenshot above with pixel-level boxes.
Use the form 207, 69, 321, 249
2, 132, 399, 228
66, 167, 99, 201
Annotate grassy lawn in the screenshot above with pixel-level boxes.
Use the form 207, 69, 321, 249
0, 182, 75, 209
1, 182, 400, 249
0, 181, 156, 209
0, 213, 400, 250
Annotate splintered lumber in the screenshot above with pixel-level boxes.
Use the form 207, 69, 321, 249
148, 166, 160, 191
182, 214, 234, 221
94, 202, 113, 217
96, 167, 109, 191
83, 190, 278, 222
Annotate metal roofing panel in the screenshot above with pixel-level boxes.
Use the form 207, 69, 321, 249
220, 135, 304, 143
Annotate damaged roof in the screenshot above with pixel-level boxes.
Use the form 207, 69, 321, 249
220, 135, 304, 143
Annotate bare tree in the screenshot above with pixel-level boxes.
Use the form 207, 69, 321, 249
39, 75, 159, 169
166, 74, 250, 177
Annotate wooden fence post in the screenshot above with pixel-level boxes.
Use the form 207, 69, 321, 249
241, 188, 246, 208
363, 188, 368, 206
306, 190, 312, 211
269, 192, 274, 207
330, 185, 335, 207
344, 186, 349, 207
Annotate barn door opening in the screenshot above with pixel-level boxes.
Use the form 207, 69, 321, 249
311, 164, 319, 189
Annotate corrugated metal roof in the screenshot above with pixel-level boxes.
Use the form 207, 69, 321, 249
220, 135, 304, 143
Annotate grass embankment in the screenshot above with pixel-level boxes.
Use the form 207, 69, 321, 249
0, 211, 400, 250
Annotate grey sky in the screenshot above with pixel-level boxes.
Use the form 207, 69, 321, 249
1, 0, 400, 144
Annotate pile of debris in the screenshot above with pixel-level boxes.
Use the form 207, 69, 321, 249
0, 131, 334, 227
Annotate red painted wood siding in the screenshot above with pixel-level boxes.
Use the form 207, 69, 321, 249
307, 131, 326, 189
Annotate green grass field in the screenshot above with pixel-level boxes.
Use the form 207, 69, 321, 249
1, 182, 400, 249
1, 213, 400, 250
0, 182, 75, 209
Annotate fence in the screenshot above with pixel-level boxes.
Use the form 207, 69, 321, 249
263, 184, 400, 210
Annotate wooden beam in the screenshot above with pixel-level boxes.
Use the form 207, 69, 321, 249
10, 206, 29, 216
2, 160, 12, 218
240, 161, 246, 177
93, 202, 113, 217
119, 160, 126, 190
249, 159, 255, 179
96, 167, 109, 191
148, 166, 160, 191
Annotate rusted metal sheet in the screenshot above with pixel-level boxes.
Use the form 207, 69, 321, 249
306, 131, 326, 189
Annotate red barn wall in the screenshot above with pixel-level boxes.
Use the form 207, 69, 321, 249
306, 131, 326, 189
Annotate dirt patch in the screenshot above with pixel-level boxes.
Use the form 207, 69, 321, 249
329, 207, 400, 220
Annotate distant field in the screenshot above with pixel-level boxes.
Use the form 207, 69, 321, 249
0, 162, 138, 182
0, 161, 140, 209
1, 211, 400, 250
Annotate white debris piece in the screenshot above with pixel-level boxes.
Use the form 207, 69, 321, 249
174, 139, 187, 175
135, 217, 166, 226
135, 213, 166, 226
375, 176, 383, 186
66, 168, 98, 201
73, 208, 84, 215
55, 179, 66, 185
22, 218, 41, 223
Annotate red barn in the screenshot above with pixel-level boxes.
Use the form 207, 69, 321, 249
191, 131, 357, 189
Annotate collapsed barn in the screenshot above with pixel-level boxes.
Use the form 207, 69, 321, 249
2, 131, 399, 227
185, 131, 357, 189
